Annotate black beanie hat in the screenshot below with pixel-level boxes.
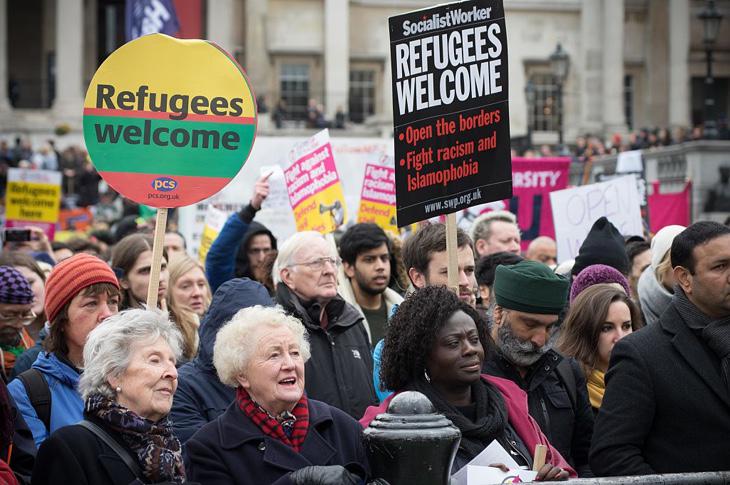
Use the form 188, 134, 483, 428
571, 216, 630, 277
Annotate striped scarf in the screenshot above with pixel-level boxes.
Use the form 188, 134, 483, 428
237, 387, 309, 452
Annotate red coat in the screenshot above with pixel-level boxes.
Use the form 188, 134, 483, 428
360, 374, 577, 477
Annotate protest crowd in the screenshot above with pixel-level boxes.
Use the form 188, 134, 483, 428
0, 131, 728, 485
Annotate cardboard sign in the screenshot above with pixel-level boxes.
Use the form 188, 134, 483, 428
550, 176, 643, 263
83, 33, 257, 208
5, 168, 62, 239
389, 0, 512, 226
457, 157, 570, 250
284, 130, 347, 234
357, 158, 398, 235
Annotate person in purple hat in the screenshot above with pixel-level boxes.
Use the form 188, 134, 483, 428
0, 266, 35, 382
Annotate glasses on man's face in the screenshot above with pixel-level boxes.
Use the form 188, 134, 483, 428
0, 310, 37, 326
289, 257, 341, 271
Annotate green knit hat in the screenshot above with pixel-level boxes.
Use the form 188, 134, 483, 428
494, 260, 569, 314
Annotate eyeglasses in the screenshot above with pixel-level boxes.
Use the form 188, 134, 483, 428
288, 257, 341, 271
0, 310, 37, 326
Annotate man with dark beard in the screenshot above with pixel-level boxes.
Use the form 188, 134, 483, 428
484, 261, 594, 476
339, 223, 402, 345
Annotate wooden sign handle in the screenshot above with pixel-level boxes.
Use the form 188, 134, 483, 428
532, 444, 547, 471
445, 212, 459, 294
146, 208, 168, 310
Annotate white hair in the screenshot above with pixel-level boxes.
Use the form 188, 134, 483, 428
272, 231, 335, 285
78, 308, 183, 400
213, 305, 311, 388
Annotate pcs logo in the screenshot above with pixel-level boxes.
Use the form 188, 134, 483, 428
152, 177, 178, 192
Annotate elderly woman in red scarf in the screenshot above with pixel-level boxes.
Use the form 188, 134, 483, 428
184, 305, 372, 485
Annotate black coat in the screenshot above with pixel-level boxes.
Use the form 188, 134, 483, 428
275, 284, 378, 419
483, 350, 594, 476
31, 416, 147, 485
184, 399, 369, 485
590, 303, 730, 475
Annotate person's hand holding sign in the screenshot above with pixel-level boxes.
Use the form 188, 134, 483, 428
250, 171, 272, 210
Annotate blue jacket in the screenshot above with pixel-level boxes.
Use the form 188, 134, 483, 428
170, 278, 273, 444
8, 352, 82, 447
185, 399, 369, 485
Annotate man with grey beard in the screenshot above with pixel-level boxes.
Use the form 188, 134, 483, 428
483, 261, 594, 476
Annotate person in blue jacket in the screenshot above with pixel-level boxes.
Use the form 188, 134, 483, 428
8, 254, 120, 447
170, 277, 274, 444
205, 173, 278, 294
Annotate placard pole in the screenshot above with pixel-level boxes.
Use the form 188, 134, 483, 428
445, 212, 459, 294
146, 208, 168, 310
532, 444, 547, 471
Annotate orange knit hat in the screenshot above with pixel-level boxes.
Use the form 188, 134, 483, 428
44, 253, 119, 323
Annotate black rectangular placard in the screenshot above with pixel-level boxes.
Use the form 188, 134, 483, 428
390, 0, 512, 226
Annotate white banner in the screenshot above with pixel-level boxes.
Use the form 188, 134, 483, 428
549, 176, 643, 263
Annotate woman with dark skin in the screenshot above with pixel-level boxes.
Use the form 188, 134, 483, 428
361, 286, 574, 480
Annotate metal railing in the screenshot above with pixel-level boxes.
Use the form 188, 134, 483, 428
540, 471, 730, 485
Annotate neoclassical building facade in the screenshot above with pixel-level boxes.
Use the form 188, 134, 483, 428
1, 0, 728, 142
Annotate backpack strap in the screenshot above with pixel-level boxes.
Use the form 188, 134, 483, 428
77, 420, 143, 479
555, 359, 577, 409
16, 369, 51, 432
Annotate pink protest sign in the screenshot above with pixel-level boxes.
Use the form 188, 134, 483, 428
357, 162, 398, 235
284, 129, 347, 234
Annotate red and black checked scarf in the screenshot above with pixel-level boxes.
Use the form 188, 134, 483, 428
237, 387, 309, 452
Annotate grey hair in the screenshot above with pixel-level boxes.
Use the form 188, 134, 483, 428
272, 231, 335, 285
214, 305, 311, 388
78, 308, 183, 401
471, 210, 518, 242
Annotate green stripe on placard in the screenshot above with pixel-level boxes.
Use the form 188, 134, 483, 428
83, 115, 255, 178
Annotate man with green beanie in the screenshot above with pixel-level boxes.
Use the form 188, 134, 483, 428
484, 260, 594, 476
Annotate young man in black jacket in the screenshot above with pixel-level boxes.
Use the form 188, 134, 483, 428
483, 261, 594, 476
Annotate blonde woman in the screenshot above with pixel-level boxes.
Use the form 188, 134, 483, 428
167, 256, 211, 363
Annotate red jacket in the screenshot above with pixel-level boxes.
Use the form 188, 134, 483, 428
360, 374, 577, 477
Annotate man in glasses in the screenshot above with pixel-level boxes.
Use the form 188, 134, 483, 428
273, 231, 378, 419
0, 266, 36, 382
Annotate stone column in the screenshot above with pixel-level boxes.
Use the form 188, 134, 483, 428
324, 0, 348, 118
602, 0, 627, 135
668, 0, 690, 128
52, 0, 85, 120
0, 0, 11, 112
206, 0, 235, 54
245, 0, 270, 103
579, 0, 602, 134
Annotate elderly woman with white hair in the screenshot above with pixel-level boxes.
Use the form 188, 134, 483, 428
32, 309, 194, 485
184, 305, 371, 485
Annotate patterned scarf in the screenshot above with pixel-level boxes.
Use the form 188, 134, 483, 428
586, 369, 605, 410
673, 288, 730, 396
85, 393, 185, 484
0, 329, 33, 381
236, 387, 309, 452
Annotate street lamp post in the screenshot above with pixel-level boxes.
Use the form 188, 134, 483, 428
525, 80, 536, 151
549, 43, 570, 153
698, 0, 723, 139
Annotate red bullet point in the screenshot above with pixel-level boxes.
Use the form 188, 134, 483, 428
398, 133, 404, 141
400, 159, 405, 166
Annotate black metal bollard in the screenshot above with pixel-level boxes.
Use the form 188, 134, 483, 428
363, 391, 461, 485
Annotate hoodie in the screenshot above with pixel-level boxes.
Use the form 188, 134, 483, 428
170, 278, 273, 444
205, 206, 276, 294
7, 352, 82, 447
235, 221, 277, 281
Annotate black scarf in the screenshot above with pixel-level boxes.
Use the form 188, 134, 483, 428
407, 377, 507, 460
85, 393, 185, 483
673, 288, 730, 394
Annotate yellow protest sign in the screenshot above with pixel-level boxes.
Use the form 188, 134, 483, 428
5, 168, 62, 238
284, 130, 347, 234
